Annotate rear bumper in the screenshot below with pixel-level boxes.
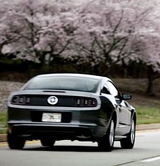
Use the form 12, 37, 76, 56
8, 122, 108, 140
8, 103, 111, 140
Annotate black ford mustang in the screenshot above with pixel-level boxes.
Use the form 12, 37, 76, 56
7, 74, 136, 151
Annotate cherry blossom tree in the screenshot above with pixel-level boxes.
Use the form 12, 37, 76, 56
131, 31, 160, 95
1, 0, 42, 61
1, 0, 75, 64
1, 0, 160, 94
0, 0, 13, 55
127, 0, 160, 95
63, 0, 160, 94
62, 0, 156, 75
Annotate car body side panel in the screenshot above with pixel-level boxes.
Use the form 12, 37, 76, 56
99, 94, 132, 136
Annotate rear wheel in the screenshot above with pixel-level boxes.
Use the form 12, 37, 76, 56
7, 132, 25, 149
120, 119, 136, 149
40, 138, 55, 147
98, 119, 115, 151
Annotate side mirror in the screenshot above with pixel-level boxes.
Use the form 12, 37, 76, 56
121, 93, 132, 100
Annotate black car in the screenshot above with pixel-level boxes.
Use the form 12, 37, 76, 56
7, 74, 136, 151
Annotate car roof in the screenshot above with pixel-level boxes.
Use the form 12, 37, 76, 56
35, 73, 111, 81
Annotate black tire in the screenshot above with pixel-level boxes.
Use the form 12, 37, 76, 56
120, 119, 136, 149
7, 132, 25, 150
98, 119, 115, 152
40, 138, 55, 147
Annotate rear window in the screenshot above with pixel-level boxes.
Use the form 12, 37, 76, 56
24, 76, 100, 93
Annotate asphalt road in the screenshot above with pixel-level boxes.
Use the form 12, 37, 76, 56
0, 130, 160, 166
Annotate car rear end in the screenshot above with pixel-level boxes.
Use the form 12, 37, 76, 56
8, 89, 103, 141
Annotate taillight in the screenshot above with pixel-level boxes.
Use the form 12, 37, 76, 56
75, 97, 97, 107
11, 96, 19, 104
11, 95, 31, 105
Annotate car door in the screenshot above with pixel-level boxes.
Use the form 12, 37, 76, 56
106, 81, 130, 128
119, 100, 131, 126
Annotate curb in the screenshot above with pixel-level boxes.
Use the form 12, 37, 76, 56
136, 123, 160, 131
1, 124, 160, 142
0, 134, 7, 142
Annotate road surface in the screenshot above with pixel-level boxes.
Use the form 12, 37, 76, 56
0, 130, 160, 166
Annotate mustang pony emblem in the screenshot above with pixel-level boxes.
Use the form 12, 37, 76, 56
47, 96, 58, 105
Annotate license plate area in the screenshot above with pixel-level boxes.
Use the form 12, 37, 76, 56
42, 113, 61, 122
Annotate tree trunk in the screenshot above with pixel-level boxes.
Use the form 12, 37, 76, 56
146, 79, 153, 95
146, 66, 154, 96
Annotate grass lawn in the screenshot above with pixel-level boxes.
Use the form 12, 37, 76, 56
0, 112, 7, 134
135, 105, 160, 124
